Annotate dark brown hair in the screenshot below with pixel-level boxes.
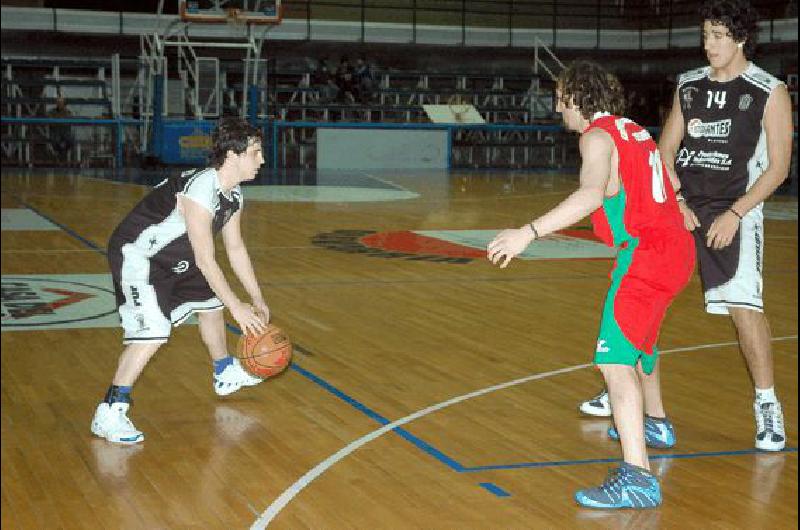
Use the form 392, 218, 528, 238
700, 0, 759, 59
556, 60, 626, 121
208, 117, 263, 169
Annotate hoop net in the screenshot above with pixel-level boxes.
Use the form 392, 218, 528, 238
447, 94, 471, 123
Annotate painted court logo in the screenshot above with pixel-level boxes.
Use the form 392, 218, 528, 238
312, 229, 616, 264
1, 276, 117, 329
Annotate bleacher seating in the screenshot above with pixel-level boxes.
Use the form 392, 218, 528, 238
1, 56, 116, 167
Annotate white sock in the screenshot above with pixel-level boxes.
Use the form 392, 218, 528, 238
755, 386, 777, 404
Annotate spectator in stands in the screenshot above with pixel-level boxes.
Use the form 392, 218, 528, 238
48, 96, 74, 161
335, 55, 355, 103
223, 88, 240, 117
354, 54, 375, 103
313, 57, 339, 103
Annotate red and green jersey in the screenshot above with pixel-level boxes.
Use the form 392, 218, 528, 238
584, 114, 695, 374
587, 114, 685, 247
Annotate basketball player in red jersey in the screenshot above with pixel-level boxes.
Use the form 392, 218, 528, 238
488, 61, 695, 508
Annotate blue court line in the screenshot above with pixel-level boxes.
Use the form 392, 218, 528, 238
214, 326, 800, 475
21, 201, 107, 255
27, 204, 798, 480
228, 321, 467, 472
479, 482, 511, 497
290, 363, 466, 472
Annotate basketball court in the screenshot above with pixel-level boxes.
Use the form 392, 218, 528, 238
2, 0, 798, 527
1, 165, 797, 528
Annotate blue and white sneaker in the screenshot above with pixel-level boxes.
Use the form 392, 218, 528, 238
91, 402, 145, 444
575, 463, 661, 509
214, 358, 263, 396
608, 416, 676, 449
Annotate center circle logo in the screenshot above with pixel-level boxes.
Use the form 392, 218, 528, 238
1, 277, 117, 327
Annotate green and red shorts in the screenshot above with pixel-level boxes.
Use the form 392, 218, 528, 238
594, 231, 695, 374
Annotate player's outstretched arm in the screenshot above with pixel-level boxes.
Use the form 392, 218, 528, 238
180, 195, 266, 335
487, 129, 611, 268
221, 210, 270, 322
529, 130, 611, 236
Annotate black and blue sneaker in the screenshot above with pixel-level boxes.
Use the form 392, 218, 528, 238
608, 415, 676, 449
575, 462, 661, 509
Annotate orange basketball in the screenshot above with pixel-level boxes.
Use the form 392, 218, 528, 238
235, 324, 293, 378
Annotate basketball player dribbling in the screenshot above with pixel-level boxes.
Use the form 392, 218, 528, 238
488, 60, 695, 508
91, 118, 269, 445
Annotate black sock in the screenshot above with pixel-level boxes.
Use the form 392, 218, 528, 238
104, 385, 132, 404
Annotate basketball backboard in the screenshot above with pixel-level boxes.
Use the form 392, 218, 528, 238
179, 0, 282, 24
423, 104, 485, 124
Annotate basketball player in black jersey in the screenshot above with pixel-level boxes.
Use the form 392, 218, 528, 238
91, 118, 270, 444
579, 0, 793, 452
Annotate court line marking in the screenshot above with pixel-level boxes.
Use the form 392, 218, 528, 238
15, 197, 797, 521
251, 335, 798, 528
478, 482, 512, 497
20, 201, 107, 255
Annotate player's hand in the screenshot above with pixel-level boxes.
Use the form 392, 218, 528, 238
678, 201, 701, 231
706, 210, 741, 250
487, 227, 535, 269
252, 297, 271, 324
230, 300, 267, 336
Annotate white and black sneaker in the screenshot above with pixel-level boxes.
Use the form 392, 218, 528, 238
214, 358, 264, 396
579, 389, 612, 417
754, 401, 786, 451
91, 402, 145, 444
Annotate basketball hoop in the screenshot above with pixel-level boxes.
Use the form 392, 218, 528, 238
447, 94, 470, 123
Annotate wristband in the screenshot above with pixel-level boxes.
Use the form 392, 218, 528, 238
729, 207, 743, 219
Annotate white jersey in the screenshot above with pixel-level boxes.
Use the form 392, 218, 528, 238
108, 167, 243, 278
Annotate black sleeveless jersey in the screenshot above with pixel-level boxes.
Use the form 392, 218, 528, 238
675, 63, 783, 214
108, 167, 242, 276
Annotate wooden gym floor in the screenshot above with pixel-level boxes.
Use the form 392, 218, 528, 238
1, 167, 797, 529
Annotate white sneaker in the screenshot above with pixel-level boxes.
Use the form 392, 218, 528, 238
579, 389, 612, 417
91, 402, 144, 444
754, 401, 786, 451
214, 358, 264, 396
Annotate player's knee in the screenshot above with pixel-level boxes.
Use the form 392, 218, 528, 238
729, 306, 765, 328
197, 309, 224, 325
121, 342, 162, 363
597, 363, 636, 380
